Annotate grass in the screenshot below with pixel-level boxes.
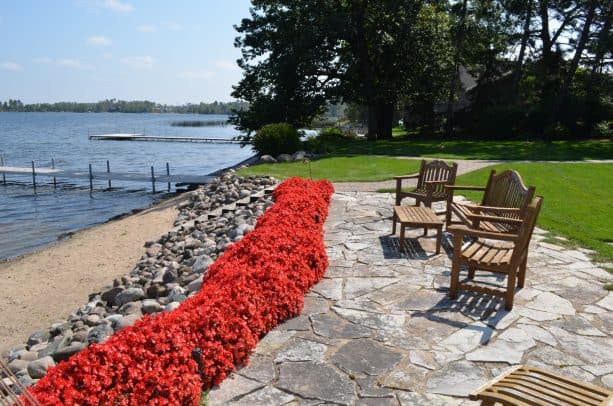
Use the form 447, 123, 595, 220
445, 162, 613, 263
237, 156, 421, 182
323, 136, 612, 161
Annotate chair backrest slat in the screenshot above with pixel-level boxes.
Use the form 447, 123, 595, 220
482, 170, 535, 220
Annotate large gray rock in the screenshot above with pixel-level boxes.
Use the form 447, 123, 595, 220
292, 150, 307, 160
27, 330, 50, 347
119, 301, 143, 316
114, 314, 140, 331
142, 299, 163, 314
27, 356, 55, 379
88, 324, 114, 344
114, 288, 145, 307
192, 255, 213, 274
52, 342, 87, 362
101, 287, 124, 304
258, 155, 277, 163
276, 154, 292, 162
276, 361, 355, 405
186, 275, 203, 293
8, 359, 29, 374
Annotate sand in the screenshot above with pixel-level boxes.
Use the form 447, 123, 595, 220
0, 197, 183, 356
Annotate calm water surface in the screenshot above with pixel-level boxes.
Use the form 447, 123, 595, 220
0, 112, 253, 260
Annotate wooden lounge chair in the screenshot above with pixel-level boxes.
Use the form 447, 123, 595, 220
445, 170, 535, 234
470, 365, 613, 405
448, 196, 543, 310
394, 159, 458, 210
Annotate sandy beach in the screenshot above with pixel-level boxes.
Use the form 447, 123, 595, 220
0, 196, 184, 356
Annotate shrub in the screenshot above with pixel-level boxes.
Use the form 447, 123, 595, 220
303, 127, 355, 154
252, 123, 301, 156
594, 120, 612, 138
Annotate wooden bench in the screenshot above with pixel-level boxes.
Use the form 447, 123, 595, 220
470, 365, 613, 405
395, 160, 458, 210
445, 170, 535, 234
392, 206, 444, 254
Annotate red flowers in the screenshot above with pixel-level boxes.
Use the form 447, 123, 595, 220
24, 178, 334, 405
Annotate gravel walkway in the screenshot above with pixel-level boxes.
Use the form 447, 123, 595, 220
208, 191, 613, 405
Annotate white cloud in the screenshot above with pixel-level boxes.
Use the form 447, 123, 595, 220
137, 24, 157, 33
1, 62, 23, 71
87, 35, 112, 46
102, 0, 133, 13
215, 60, 238, 71
33, 57, 52, 64
181, 69, 214, 79
103, 52, 113, 60
121, 55, 153, 69
57, 58, 82, 69
163, 21, 183, 31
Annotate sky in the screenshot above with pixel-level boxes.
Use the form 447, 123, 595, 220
0, 0, 253, 104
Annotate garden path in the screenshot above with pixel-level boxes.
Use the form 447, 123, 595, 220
209, 191, 613, 405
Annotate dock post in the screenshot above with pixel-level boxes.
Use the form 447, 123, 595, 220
166, 162, 171, 192
31, 161, 36, 191
1, 155, 5, 185
51, 157, 57, 188
150, 166, 156, 193
89, 163, 93, 192
106, 160, 112, 190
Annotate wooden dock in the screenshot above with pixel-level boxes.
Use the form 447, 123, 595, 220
88, 133, 241, 144
0, 159, 213, 193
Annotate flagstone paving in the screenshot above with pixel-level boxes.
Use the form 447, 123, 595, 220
209, 192, 613, 405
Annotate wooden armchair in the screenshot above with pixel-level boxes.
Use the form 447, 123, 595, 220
448, 196, 543, 310
470, 365, 613, 405
394, 160, 458, 210
445, 170, 535, 234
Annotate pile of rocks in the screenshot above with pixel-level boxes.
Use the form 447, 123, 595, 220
258, 150, 308, 163
1, 171, 277, 393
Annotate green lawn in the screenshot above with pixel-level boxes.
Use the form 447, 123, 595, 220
237, 156, 421, 182
324, 137, 612, 161
449, 163, 613, 263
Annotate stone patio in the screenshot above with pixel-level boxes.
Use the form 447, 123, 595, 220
208, 191, 613, 405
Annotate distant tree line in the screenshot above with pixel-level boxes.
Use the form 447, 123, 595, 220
231, 0, 612, 140
0, 99, 248, 114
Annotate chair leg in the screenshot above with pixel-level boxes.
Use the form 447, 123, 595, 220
392, 211, 397, 235
468, 266, 476, 279
450, 260, 461, 299
505, 270, 517, 310
517, 256, 528, 288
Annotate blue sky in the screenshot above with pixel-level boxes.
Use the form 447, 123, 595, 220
0, 0, 253, 104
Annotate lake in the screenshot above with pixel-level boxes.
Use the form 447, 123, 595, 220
0, 112, 254, 260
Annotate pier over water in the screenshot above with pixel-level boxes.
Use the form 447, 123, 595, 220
88, 133, 242, 144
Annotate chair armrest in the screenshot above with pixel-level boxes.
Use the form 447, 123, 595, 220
444, 185, 486, 191
394, 174, 420, 180
447, 225, 519, 241
424, 180, 448, 185
466, 214, 524, 225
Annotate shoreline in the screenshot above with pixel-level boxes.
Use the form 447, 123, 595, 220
0, 195, 183, 356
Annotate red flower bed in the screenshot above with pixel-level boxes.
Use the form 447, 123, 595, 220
24, 177, 334, 405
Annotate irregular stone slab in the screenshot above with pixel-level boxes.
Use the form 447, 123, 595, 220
229, 386, 295, 405
312, 279, 343, 300
276, 362, 355, 405
278, 314, 310, 331
524, 291, 576, 316
482, 309, 520, 330
344, 278, 399, 299
553, 315, 606, 337
331, 339, 403, 376
409, 350, 439, 370
333, 307, 406, 337
379, 360, 428, 391
356, 397, 397, 406
356, 376, 396, 398
596, 293, 613, 311
527, 346, 585, 368
439, 321, 495, 353
467, 328, 535, 365
311, 312, 372, 339
392, 289, 448, 311
237, 355, 276, 384
302, 295, 330, 315
546, 326, 613, 364
602, 374, 613, 389
254, 330, 296, 355
398, 391, 464, 406
406, 311, 471, 347
335, 298, 383, 312
208, 374, 264, 406
517, 323, 557, 346
426, 361, 489, 397
344, 242, 370, 251
583, 305, 607, 314
582, 364, 613, 377
516, 307, 562, 322
366, 282, 422, 305
274, 338, 327, 363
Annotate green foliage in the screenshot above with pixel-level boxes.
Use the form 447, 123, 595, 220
237, 156, 421, 182
465, 105, 526, 139
252, 123, 301, 156
303, 127, 356, 154
594, 120, 612, 138
454, 163, 613, 262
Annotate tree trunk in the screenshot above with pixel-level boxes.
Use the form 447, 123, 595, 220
511, 0, 533, 103
376, 102, 394, 140
367, 101, 378, 141
446, 0, 469, 137
555, 1, 597, 122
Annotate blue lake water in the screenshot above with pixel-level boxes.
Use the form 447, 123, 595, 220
0, 112, 254, 260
